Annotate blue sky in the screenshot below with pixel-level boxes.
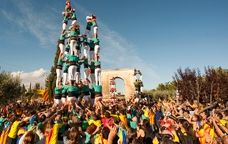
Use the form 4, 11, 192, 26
0, 0, 228, 89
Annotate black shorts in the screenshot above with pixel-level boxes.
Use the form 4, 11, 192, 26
95, 92, 102, 95
90, 69, 95, 74
58, 39, 65, 44
90, 47, 94, 51
84, 64, 89, 68
54, 94, 61, 99
90, 93, 95, 99
82, 92, 90, 96
76, 46, 81, 50
63, 20, 68, 24
70, 37, 77, 40
86, 25, 91, 31
62, 94, 67, 98
65, 48, 70, 52
68, 92, 79, 98
76, 67, 80, 72
71, 17, 77, 21
57, 65, 62, 69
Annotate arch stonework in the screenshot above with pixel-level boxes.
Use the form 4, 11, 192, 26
101, 69, 135, 100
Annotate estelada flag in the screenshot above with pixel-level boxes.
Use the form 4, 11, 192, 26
42, 89, 49, 101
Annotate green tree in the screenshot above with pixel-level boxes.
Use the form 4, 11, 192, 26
21, 84, 26, 94
46, 44, 59, 100
144, 81, 176, 101
0, 71, 22, 104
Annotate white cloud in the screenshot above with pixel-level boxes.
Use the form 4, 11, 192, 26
1, 0, 59, 49
11, 68, 48, 89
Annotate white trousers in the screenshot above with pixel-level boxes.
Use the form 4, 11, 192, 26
56, 69, 62, 87
70, 39, 76, 55
61, 97, 66, 104
83, 45, 89, 58
68, 65, 76, 81
89, 51, 94, 62
63, 72, 68, 85
75, 71, 80, 83
54, 99, 62, 105
84, 68, 89, 79
72, 20, 77, 25
140, 86, 144, 93
62, 23, 67, 31
94, 45, 100, 60
59, 43, 64, 55
95, 68, 101, 85
90, 73, 95, 84
94, 26, 98, 38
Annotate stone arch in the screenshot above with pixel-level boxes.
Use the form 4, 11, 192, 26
111, 76, 125, 97
101, 69, 136, 100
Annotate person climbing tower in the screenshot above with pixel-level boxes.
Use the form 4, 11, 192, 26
94, 57, 101, 86
85, 15, 98, 38
69, 22, 80, 56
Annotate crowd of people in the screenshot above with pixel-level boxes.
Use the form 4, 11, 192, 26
0, 0, 227, 144
0, 96, 227, 144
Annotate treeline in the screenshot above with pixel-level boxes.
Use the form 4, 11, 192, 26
144, 82, 176, 101
145, 67, 228, 104
173, 67, 228, 104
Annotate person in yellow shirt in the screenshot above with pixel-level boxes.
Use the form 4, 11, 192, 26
88, 114, 102, 127
217, 113, 228, 127
119, 110, 128, 129
148, 108, 155, 132
7, 116, 22, 144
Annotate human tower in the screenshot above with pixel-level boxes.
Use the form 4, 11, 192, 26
53, 0, 102, 105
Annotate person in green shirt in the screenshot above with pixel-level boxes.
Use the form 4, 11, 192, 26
88, 39, 95, 62
56, 56, 64, 87
54, 83, 63, 106
89, 86, 95, 105
81, 81, 91, 102
93, 84, 102, 106
64, 43, 70, 56
89, 61, 95, 84
61, 84, 69, 104
92, 37, 100, 61
81, 34, 89, 58
67, 54, 79, 83
76, 62, 81, 84
69, 23, 80, 56
75, 40, 82, 57
85, 15, 98, 38
83, 57, 89, 80
62, 0, 77, 31
94, 58, 101, 86
67, 82, 80, 104
58, 30, 68, 57
62, 61, 69, 86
